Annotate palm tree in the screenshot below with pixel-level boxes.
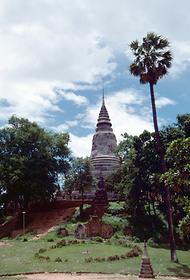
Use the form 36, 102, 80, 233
129, 32, 177, 262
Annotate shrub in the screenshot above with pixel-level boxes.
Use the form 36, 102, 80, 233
94, 236, 103, 243
38, 248, 47, 254
147, 237, 159, 247
85, 257, 93, 263
64, 258, 68, 262
94, 257, 102, 262
38, 255, 50, 261
107, 255, 120, 261
47, 238, 54, 242
102, 214, 128, 232
132, 236, 141, 243
126, 245, 142, 258
34, 253, 39, 258
55, 257, 62, 262
56, 239, 66, 248
107, 202, 125, 215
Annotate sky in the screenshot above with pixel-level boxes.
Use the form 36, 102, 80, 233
0, 0, 190, 157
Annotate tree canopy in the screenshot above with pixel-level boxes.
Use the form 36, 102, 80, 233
0, 116, 70, 210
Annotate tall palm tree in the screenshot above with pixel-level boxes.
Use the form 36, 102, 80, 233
129, 32, 177, 262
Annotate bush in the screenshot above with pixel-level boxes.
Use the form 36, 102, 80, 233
47, 238, 54, 242
55, 257, 62, 262
56, 239, 66, 248
147, 237, 159, 247
38, 248, 47, 254
102, 214, 128, 232
126, 245, 142, 258
34, 253, 39, 258
132, 236, 141, 243
94, 236, 103, 243
107, 202, 125, 215
85, 257, 93, 263
107, 254, 120, 261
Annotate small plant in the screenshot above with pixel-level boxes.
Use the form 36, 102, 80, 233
85, 257, 93, 263
94, 257, 102, 262
126, 245, 142, 258
64, 258, 68, 262
38, 255, 50, 261
132, 236, 141, 243
107, 254, 120, 261
56, 239, 66, 248
55, 257, 62, 262
147, 237, 159, 247
34, 253, 39, 258
94, 236, 103, 243
47, 238, 54, 242
38, 248, 47, 254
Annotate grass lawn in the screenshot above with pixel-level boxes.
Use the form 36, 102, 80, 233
0, 238, 190, 277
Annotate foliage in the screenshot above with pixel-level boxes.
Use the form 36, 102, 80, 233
161, 137, 190, 239
102, 213, 129, 232
0, 239, 190, 276
129, 32, 172, 85
64, 157, 92, 194
107, 202, 125, 215
161, 138, 190, 190
0, 116, 70, 209
115, 115, 190, 241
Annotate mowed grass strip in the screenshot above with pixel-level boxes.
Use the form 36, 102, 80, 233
0, 240, 190, 276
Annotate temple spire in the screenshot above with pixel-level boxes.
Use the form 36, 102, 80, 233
102, 87, 105, 106
96, 89, 112, 132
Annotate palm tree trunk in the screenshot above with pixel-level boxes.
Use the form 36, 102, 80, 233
149, 82, 178, 262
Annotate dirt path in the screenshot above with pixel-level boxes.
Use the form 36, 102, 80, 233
19, 273, 190, 280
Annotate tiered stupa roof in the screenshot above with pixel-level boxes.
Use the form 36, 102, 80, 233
91, 92, 120, 183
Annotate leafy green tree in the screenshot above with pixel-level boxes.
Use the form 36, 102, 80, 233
129, 32, 177, 261
177, 114, 190, 137
161, 137, 190, 240
0, 116, 70, 210
116, 131, 166, 239
162, 138, 190, 190
64, 157, 92, 216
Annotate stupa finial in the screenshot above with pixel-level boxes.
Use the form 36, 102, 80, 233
102, 80, 105, 105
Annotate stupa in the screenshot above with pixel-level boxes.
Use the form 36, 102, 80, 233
90, 92, 120, 184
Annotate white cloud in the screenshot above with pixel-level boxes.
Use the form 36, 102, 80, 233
0, 81, 61, 123
156, 97, 176, 108
81, 89, 153, 140
55, 89, 88, 106
0, 0, 117, 124
0, 0, 188, 158
69, 133, 93, 157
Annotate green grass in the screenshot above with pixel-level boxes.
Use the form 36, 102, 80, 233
0, 239, 190, 277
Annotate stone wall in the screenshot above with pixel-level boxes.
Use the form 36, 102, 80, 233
83, 215, 114, 238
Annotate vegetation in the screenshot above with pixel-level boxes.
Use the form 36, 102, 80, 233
129, 32, 177, 261
0, 116, 70, 216
107, 114, 190, 243
0, 237, 190, 276
65, 157, 92, 216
